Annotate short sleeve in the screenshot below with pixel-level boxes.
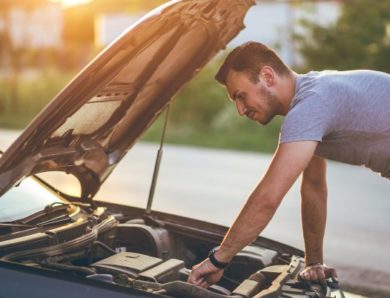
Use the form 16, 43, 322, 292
280, 92, 333, 144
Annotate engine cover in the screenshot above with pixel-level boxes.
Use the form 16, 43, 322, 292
92, 252, 185, 283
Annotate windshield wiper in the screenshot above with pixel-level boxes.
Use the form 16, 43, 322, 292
0, 219, 73, 235
0, 202, 72, 230
0, 202, 72, 225
0, 222, 38, 235
18, 202, 73, 225
0, 203, 74, 233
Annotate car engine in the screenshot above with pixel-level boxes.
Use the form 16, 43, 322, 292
0, 205, 341, 298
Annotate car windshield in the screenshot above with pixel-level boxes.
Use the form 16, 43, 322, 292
0, 177, 63, 222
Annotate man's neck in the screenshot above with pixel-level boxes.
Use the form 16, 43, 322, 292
276, 71, 297, 116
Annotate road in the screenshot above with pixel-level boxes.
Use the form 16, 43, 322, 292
1, 129, 389, 295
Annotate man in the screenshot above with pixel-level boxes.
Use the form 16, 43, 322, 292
187, 41, 390, 288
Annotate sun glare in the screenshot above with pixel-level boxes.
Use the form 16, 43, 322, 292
51, 0, 92, 7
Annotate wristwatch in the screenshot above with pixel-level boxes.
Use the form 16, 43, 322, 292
208, 247, 229, 269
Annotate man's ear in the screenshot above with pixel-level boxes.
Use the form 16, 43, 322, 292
259, 66, 275, 87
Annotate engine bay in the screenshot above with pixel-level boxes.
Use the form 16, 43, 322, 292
0, 205, 341, 298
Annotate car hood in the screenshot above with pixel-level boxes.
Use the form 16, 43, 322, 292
0, 0, 254, 202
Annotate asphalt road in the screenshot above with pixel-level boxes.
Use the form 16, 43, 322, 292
1, 129, 389, 295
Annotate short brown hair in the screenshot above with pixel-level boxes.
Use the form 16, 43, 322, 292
215, 42, 291, 85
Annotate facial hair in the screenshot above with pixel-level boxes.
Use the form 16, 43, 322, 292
258, 85, 283, 125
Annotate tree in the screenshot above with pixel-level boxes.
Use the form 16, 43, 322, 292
294, 0, 390, 72
0, 0, 46, 112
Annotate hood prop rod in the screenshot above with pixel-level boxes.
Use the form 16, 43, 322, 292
145, 104, 170, 215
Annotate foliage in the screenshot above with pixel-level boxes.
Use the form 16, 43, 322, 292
169, 58, 228, 129
0, 69, 75, 128
294, 0, 390, 72
0, 0, 284, 153
142, 57, 281, 153
0, 53, 282, 153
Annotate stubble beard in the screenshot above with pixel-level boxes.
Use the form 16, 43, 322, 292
257, 86, 282, 125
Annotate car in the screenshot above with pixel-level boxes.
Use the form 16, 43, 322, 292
0, 0, 345, 297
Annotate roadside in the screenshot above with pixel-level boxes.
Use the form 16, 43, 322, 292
337, 266, 390, 298
1, 129, 389, 297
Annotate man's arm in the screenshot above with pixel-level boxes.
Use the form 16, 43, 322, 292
300, 156, 337, 285
301, 156, 327, 266
188, 141, 318, 287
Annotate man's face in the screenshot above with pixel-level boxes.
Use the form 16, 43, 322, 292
225, 70, 281, 125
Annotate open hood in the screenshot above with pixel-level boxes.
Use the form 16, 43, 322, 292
0, 0, 254, 202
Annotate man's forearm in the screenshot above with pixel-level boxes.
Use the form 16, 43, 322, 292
299, 160, 337, 285
187, 142, 320, 287
215, 142, 319, 263
216, 182, 281, 262
301, 177, 327, 265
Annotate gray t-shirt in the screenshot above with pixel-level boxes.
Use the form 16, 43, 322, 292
280, 70, 390, 179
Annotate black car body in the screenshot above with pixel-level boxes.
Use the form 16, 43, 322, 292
0, 1, 345, 297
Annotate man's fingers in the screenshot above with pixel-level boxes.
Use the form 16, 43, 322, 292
325, 267, 338, 281
199, 280, 209, 288
317, 269, 327, 288
317, 268, 326, 280
330, 268, 338, 279
308, 269, 318, 281
187, 267, 200, 284
187, 259, 223, 287
193, 276, 206, 287
300, 270, 310, 281
300, 265, 327, 285
300, 265, 339, 289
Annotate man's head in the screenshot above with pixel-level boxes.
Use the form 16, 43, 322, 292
215, 42, 293, 124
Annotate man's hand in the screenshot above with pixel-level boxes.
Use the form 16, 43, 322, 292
299, 263, 338, 287
187, 258, 224, 288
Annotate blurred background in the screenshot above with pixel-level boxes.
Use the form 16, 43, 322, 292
1, 0, 389, 152
1, 1, 390, 296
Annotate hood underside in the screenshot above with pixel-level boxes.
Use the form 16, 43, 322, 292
0, 0, 254, 202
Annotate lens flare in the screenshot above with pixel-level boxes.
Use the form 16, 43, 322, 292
50, 0, 92, 7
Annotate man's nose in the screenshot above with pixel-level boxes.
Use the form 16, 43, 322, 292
236, 101, 246, 116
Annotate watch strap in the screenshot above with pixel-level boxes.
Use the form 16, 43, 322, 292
208, 247, 229, 269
